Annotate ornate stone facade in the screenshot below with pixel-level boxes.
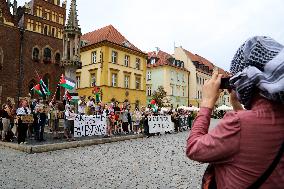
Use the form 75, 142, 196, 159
0, 0, 66, 106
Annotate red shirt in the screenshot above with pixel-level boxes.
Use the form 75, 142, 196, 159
186, 97, 284, 189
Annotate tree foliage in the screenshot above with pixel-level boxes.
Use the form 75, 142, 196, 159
152, 86, 171, 108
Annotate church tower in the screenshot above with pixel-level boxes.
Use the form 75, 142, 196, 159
61, 0, 82, 93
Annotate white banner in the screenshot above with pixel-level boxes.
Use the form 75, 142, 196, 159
148, 116, 174, 133
74, 114, 107, 137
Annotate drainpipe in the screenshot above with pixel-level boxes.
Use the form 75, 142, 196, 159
17, 27, 24, 105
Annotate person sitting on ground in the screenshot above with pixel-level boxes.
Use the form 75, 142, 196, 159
186, 36, 284, 189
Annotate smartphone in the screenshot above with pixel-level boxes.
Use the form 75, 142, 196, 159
220, 77, 231, 89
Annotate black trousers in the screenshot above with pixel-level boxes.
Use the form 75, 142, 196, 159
122, 122, 129, 132
18, 123, 28, 144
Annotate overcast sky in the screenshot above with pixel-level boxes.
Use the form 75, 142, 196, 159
17, 0, 284, 71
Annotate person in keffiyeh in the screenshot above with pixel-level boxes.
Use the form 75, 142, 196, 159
186, 36, 284, 188
229, 36, 284, 109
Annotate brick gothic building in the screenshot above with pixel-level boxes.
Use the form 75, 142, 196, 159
0, 0, 67, 106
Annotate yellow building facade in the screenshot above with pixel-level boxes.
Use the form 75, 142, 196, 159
76, 26, 147, 108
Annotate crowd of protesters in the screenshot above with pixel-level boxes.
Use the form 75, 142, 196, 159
0, 95, 194, 144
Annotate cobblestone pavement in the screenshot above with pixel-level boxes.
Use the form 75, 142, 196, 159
0, 119, 222, 189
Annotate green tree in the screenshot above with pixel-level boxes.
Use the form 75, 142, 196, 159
152, 86, 171, 108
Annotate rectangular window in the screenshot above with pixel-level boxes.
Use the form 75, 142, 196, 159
135, 77, 141, 90
39, 7, 43, 17
171, 85, 174, 95
147, 71, 151, 80
111, 51, 117, 64
99, 51, 103, 62
76, 76, 80, 89
124, 55, 130, 67
182, 87, 185, 97
177, 73, 179, 81
171, 71, 174, 81
135, 58, 140, 70
124, 75, 130, 88
147, 86, 152, 96
90, 73, 96, 87
91, 51, 97, 64
112, 73, 117, 87
36, 6, 40, 16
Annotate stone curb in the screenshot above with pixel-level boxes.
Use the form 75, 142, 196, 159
0, 135, 144, 154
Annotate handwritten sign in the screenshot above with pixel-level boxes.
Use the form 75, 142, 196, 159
16, 114, 34, 124
179, 116, 189, 128
148, 116, 174, 133
74, 114, 107, 137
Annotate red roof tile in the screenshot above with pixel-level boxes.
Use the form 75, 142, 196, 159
195, 54, 215, 71
82, 25, 143, 53
183, 49, 199, 62
147, 50, 188, 71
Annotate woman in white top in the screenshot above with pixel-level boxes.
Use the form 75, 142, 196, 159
64, 104, 76, 141
16, 100, 31, 144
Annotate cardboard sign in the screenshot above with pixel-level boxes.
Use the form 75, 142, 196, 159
16, 114, 34, 124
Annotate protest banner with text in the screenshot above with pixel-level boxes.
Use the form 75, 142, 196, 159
148, 116, 174, 133
74, 114, 107, 137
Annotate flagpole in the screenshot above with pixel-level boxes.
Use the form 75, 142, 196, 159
34, 69, 41, 81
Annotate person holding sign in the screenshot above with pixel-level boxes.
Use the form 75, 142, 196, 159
16, 99, 31, 144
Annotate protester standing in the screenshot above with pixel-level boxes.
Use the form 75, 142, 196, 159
64, 104, 75, 141
78, 96, 86, 115
133, 108, 142, 134
121, 109, 129, 134
0, 104, 11, 141
16, 100, 31, 144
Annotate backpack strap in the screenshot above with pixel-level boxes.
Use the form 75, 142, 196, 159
248, 141, 284, 189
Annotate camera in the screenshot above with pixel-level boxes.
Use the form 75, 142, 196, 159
220, 77, 232, 89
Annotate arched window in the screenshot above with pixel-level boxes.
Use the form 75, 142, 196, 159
55, 53, 61, 64
32, 47, 40, 62
43, 47, 52, 63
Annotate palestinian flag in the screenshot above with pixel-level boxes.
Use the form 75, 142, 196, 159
40, 79, 51, 96
33, 84, 44, 97
59, 74, 76, 90
64, 91, 72, 101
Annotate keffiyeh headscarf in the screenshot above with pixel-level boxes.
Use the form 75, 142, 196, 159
229, 36, 284, 109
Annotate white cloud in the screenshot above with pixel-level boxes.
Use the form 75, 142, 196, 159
16, 0, 284, 70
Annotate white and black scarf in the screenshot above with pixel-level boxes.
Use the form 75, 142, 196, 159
229, 36, 284, 109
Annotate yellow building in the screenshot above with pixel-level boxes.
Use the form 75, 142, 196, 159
76, 25, 147, 108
